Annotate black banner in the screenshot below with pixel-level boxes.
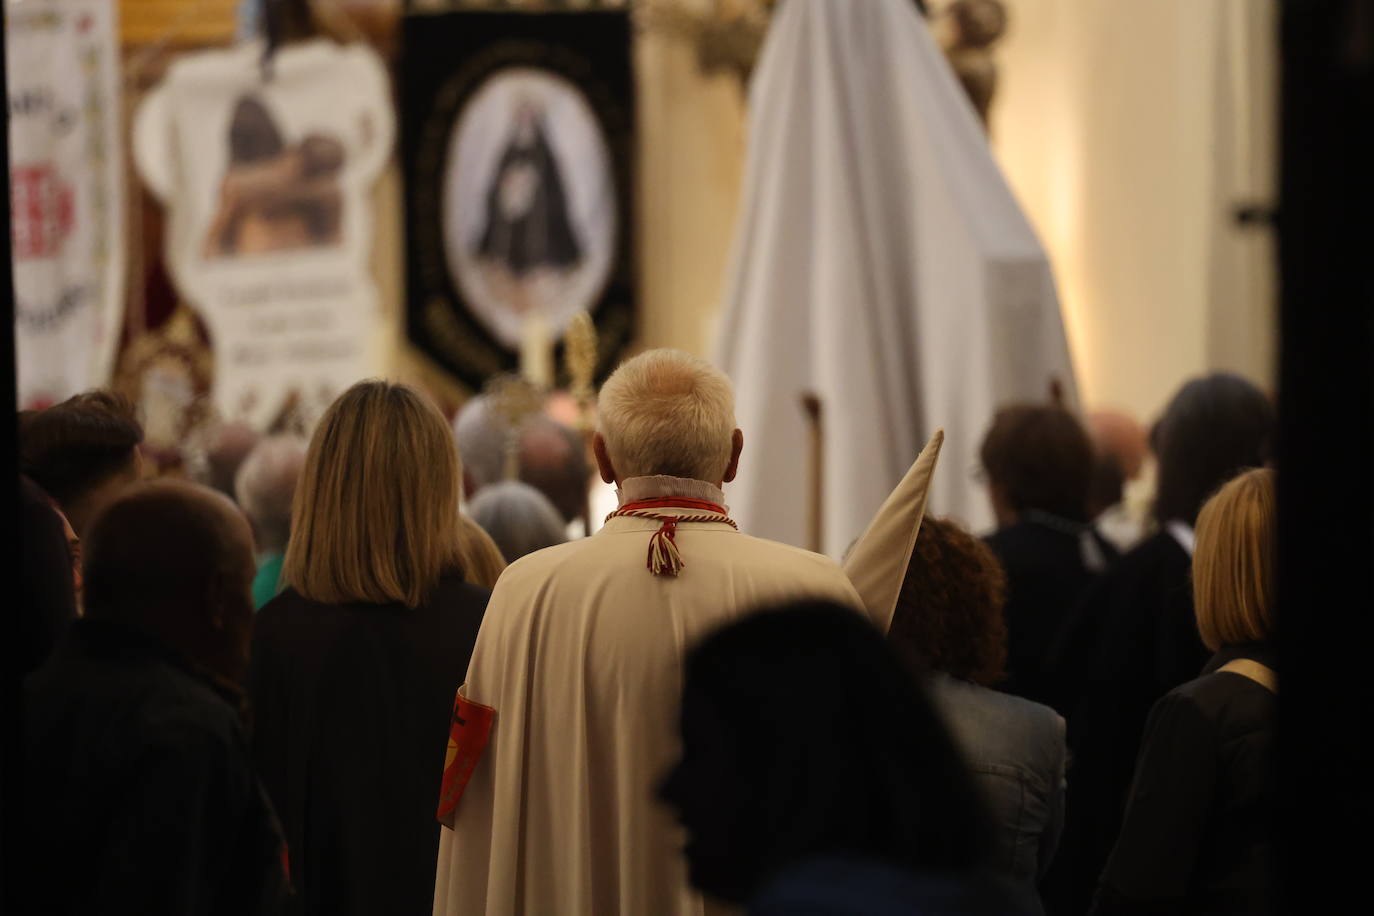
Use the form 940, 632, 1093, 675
401, 10, 635, 392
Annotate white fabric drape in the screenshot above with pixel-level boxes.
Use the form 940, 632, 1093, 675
716, 0, 1075, 553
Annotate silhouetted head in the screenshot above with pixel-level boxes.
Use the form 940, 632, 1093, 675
83, 480, 256, 684
20, 390, 145, 536
979, 404, 1094, 525
660, 601, 989, 904
1153, 373, 1274, 526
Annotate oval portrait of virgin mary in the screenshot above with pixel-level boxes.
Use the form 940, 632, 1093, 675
443, 67, 617, 350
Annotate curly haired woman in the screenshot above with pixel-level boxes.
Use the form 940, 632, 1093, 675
889, 516, 1067, 916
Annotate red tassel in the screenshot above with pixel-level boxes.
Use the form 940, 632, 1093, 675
646, 518, 685, 576
604, 502, 736, 577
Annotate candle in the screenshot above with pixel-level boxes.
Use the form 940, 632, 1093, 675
519, 311, 554, 391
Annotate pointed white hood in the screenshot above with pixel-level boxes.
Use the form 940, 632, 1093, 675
843, 430, 944, 633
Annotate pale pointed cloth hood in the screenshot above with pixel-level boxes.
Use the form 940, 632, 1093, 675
843, 429, 944, 633
716, 0, 1076, 555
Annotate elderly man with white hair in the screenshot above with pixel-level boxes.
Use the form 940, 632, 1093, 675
434, 349, 863, 916
234, 435, 307, 609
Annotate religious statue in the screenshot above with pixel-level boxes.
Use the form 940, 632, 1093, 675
935, 0, 1009, 129
473, 100, 584, 312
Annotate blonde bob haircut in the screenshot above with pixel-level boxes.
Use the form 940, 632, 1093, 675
283, 380, 463, 608
597, 349, 736, 482
1192, 467, 1276, 651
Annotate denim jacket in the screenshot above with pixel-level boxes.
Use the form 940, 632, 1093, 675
928, 674, 1067, 915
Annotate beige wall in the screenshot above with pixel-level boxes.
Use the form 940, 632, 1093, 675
632, 21, 749, 358
991, 0, 1278, 422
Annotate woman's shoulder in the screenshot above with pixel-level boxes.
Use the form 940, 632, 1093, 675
254, 587, 361, 643
1166, 665, 1276, 735
428, 572, 492, 610
930, 677, 1065, 769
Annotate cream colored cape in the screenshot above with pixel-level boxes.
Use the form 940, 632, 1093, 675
433, 508, 863, 916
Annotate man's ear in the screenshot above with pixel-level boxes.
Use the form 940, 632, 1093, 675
722, 429, 744, 484
592, 432, 618, 485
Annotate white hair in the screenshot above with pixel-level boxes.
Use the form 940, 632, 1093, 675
597, 349, 736, 482
235, 435, 308, 552
467, 481, 567, 563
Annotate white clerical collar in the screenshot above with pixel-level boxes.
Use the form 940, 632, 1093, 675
616, 475, 728, 510
1166, 520, 1196, 556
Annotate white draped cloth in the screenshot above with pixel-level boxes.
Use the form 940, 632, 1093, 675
433, 476, 863, 916
716, 0, 1077, 552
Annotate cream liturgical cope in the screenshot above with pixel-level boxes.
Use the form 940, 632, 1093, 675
717, 0, 1077, 551
432, 480, 863, 916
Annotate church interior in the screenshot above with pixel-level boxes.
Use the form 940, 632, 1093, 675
5, 1, 1371, 913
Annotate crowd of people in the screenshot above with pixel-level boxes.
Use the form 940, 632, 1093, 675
16, 350, 1277, 915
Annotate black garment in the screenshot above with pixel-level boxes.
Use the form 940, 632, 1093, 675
249, 573, 489, 916
1090, 646, 1276, 915
17, 475, 77, 675
752, 857, 1030, 916
1041, 531, 1210, 916
474, 114, 582, 275
22, 619, 289, 915
984, 518, 1117, 708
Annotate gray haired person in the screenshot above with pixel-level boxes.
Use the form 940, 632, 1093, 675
452, 395, 589, 524
235, 435, 307, 609
467, 480, 568, 564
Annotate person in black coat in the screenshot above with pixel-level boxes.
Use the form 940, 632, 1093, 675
17, 475, 78, 674
22, 480, 289, 915
979, 404, 1117, 708
1043, 373, 1274, 916
249, 381, 489, 916
1091, 468, 1277, 914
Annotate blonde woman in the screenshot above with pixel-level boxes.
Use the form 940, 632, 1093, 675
1091, 468, 1276, 915
249, 381, 490, 916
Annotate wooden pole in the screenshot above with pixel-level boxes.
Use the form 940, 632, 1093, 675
800, 392, 824, 554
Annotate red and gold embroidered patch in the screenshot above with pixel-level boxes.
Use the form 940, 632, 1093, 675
437, 688, 495, 828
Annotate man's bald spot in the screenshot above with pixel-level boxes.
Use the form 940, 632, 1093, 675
83, 480, 254, 619
520, 419, 588, 523
1087, 410, 1148, 481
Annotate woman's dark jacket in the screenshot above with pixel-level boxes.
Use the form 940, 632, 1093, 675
249, 573, 488, 916
1089, 645, 1276, 915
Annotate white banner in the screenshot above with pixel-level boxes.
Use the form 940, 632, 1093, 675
7, 0, 125, 408
134, 40, 393, 429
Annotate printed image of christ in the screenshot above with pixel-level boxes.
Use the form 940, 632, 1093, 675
202, 95, 347, 259
443, 68, 616, 350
